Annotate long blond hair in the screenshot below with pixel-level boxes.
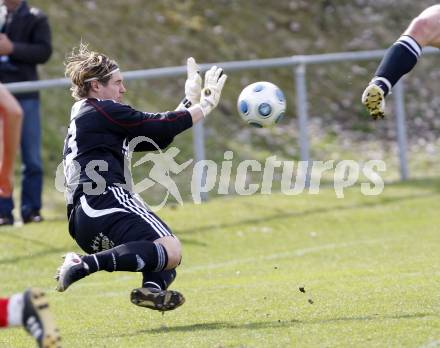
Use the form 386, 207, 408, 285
64, 43, 119, 100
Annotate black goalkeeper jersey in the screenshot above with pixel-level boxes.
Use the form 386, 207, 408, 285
62, 98, 192, 209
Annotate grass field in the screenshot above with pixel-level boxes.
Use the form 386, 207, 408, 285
0, 179, 439, 347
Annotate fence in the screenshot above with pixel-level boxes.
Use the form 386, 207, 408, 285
5, 48, 440, 199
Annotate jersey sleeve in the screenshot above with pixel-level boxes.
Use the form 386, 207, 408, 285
128, 135, 174, 152
88, 99, 193, 145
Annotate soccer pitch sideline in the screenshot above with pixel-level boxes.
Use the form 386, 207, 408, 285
0, 179, 439, 347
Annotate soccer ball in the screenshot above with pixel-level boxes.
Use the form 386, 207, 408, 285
237, 81, 286, 128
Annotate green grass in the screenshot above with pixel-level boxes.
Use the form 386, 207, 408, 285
1, 179, 440, 347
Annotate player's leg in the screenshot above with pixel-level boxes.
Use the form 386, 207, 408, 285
56, 234, 178, 292
129, 236, 185, 311
0, 289, 61, 348
56, 188, 184, 305
107, 192, 185, 310
19, 98, 43, 223
404, 5, 440, 47
127, 209, 184, 311
56, 236, 185, 311
141, 269, 177, 291
362, 5, 440, 119
130, 268, 185, 311
0, 84, 22, 225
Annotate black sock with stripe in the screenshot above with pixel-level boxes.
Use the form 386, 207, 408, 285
142, 269, 177, 290
82, 241, 168, 273
372, 35, 422, 96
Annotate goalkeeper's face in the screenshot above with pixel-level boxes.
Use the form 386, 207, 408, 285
95, 71, 126, 103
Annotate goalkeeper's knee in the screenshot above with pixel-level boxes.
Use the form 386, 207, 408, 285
157, 236, 182, 270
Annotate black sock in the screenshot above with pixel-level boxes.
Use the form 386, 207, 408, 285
142, 269, 176, 290
82, 241, 168, 273
373, 35, 421, 96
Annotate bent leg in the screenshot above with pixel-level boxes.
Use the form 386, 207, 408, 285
154, 235, 182, 270
57, 189, 182, 290
57, 188, 186, 310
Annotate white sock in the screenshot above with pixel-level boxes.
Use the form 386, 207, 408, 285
7, 293, 24, 327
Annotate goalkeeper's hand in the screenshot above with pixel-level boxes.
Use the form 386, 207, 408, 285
186, 57, 202, 104
199, 65, 227, 117
176, 57, 202, 110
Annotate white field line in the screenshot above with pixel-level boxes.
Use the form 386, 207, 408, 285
47, 237, 439, 294
184, 238, 392, 273
47, 239, 386, 293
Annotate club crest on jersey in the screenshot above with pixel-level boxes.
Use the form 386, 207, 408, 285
91, 232, 115, 252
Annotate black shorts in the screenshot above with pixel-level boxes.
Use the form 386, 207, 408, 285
68, 185, 174, 254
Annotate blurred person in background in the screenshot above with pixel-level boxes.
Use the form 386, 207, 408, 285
0, 82, 22, 225
0, 288, 61, 348
55, 45, 227, 312
362, 4, 440, 119
0, 0, 52, 225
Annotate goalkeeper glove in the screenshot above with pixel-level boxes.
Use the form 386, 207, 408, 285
199, 65, 227, 117
176, 57, 202, 110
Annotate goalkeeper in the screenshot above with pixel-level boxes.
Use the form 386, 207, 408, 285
362, 5, 440, 119
56, 44, 227, 312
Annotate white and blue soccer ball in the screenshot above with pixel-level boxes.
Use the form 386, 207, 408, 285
237, 81, 286, 128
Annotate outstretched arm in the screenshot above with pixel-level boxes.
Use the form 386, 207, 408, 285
89, 62, 227, 151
